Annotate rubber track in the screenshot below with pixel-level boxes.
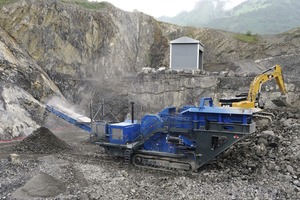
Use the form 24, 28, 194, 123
132, 154, 195, 172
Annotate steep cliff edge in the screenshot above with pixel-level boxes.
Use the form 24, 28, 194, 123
0, 25, 63, 139
0, 0, 169, 77
0, 0, 299, 138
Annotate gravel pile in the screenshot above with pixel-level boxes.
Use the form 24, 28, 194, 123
12, 172, 66, 199
15, 127, 72, 154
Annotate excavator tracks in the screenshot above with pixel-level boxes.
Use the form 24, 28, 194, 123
132, 154, 196, 172
253, 111, 275, 127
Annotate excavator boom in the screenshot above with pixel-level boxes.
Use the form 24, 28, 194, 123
248, 64, 287, 103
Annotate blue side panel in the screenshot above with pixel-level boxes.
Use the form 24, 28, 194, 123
108, 122, 141, 144
140, 115, 164, 136
164, 116, 193, 130
46, 105, 91, 132
143, 133, 176, 153
180, 106, 253, 127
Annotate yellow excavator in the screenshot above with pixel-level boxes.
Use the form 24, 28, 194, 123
219, 64, 288, 124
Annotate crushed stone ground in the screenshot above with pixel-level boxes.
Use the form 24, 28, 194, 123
0, 109, 299, 199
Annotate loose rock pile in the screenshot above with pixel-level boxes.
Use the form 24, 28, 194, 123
15, 127, 72, 154
12, 172, 66, 199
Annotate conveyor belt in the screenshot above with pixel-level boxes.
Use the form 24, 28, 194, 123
46, 104, 92, 132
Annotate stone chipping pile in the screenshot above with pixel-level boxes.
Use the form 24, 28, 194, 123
15, 127, 72, 154
12, 172, 66, 199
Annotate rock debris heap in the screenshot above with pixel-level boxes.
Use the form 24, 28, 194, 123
12, 172, 66, 199
15, 127, 71, 154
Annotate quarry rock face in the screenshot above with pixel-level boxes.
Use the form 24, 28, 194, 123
0, 22, 63, 138
0, 0, 169, 78
0, 84, 44, 139
0, 0, 170, 122
129, 70, 300, 119
0, 0, 299, 138
0, 26, 62, 101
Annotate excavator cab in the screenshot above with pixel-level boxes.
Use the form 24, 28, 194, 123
219, 95, 247, 106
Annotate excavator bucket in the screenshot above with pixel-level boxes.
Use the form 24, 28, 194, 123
271, 96, 289, 107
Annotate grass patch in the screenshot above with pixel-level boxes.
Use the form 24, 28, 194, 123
60, 0, 108, 10
233, 33, 258, 43
0, 0, 19, 7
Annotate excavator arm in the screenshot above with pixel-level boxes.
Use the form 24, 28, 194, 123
248, 64, 287, 103
219, 64, 287, 109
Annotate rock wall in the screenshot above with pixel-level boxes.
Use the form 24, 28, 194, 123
0, 84, 43, 140
0, 0, 169, 77
0, 0, 299, 138
0, 23, 63, 139
129, 69, 300, 119
0, 26, 62, 100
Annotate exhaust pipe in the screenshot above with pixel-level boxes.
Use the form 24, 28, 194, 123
131, 102, 135, 124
